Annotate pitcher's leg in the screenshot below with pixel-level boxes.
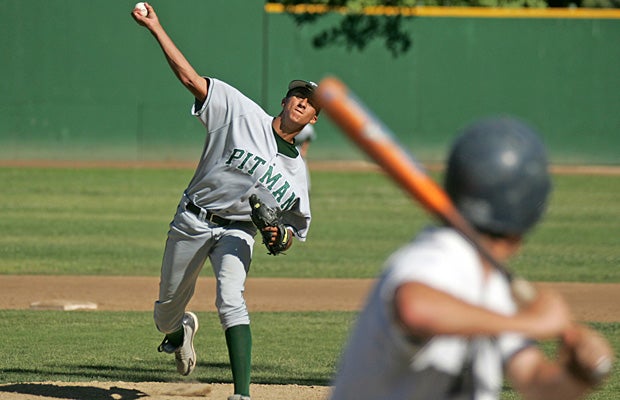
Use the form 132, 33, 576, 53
226, 324, 252, 397
154, 220, 211, 333
153, 211, 213, 376
153, 205, 213, 334
210, 227, 254, 397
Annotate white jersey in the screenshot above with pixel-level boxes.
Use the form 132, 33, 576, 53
330, 226, 532, 400
185, 78, 311, 239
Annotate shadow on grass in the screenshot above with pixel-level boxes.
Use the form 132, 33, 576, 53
2, 360, 331, 387
0, 383, 147, 400
1, 364, 174, 383
251, 364, 331, 386
196, 361, 331, 386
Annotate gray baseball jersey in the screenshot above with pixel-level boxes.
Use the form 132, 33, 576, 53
154, 78, 311, 333
187, 77, 311, 239
330, 226, 532, 400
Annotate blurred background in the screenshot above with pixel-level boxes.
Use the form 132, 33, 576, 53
1, 0, 619, 165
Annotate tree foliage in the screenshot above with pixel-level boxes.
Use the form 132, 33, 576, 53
273, 0, 617, 58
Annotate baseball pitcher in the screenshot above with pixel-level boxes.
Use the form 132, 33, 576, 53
131, 4, 319, 400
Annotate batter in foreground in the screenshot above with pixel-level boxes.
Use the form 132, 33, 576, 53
329, 117, 613, 400
131, 4, 318, 400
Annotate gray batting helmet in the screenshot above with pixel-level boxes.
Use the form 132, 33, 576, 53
444, 117, 552, 237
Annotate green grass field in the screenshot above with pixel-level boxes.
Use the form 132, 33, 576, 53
0, 167, 618, 398
0, 310, 618, 399
1, 167, 618, 280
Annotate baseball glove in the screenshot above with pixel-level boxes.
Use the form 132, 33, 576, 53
249, 194, 290, 255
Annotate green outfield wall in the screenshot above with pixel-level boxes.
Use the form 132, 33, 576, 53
1, 1, 619, 164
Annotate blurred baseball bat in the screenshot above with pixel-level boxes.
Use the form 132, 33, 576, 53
315, 76, 613, 381
316, 77, 611, 381
315, 76, 537, 304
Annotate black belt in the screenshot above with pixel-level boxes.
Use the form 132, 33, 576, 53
186, 201, 232, 226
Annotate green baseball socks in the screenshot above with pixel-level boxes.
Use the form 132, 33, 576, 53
225, 324, 252, 397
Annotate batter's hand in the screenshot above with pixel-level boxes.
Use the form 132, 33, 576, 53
517, 288, 572, 340
561, 324, 614, 386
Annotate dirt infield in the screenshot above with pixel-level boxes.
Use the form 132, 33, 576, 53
1, 275, 618, 400
1, 276, 619, 321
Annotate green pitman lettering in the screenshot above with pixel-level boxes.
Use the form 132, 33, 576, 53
272, 181, 290, 202
237, 151, 254, 169
225, 149, 298, 210
259, 165, 282, 190
280, 192, 297, 210
247, 156, 266, 174
226, 149, 245, 165
226, 149, 266, 176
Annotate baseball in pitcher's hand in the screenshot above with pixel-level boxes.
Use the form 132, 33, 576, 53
131, 2, 160, 30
